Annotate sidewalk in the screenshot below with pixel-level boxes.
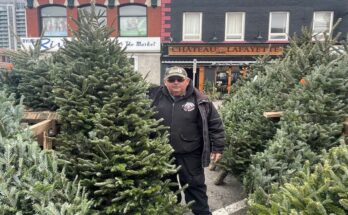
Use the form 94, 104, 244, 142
206, 168, 247, 215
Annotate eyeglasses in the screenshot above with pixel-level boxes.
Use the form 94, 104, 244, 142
166, 77, 185, 83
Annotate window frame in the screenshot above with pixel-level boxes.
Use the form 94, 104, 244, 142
312, 11, 334, 40
118, 5, 147, 37
268, 11, 289, 41
182, 12, 202, 41
40, 5, 67, 37
224, 12, 245, 41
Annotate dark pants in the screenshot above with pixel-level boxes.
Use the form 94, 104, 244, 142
170, 150, 211, 215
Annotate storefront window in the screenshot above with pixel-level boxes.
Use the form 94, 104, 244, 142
40, 6, 67, 37
78, 5, 107, 26
269, 12, 289, 40
119, 5, 147, 37
312, 11, 333, 40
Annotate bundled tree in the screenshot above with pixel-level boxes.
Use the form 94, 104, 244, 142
0, 91, 92, 214
218, 28, 340, 179
246, 52, 348, 211
52, 7, 187, 214
249, 143, 348, 214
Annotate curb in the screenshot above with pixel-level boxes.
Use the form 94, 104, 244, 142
212, 199, 247, 215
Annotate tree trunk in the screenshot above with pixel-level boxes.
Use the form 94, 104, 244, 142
214, 170, 228, 185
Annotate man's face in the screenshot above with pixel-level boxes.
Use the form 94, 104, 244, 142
164, 76, 190, 96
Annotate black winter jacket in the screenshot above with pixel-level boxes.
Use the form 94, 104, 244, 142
149, 82, 225, 167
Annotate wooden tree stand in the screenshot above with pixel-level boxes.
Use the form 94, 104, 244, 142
22, 111, 59, 150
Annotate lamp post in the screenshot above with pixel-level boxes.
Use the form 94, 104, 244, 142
192, 59, 197, 87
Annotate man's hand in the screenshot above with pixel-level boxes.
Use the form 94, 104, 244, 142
210, 152, 222, 163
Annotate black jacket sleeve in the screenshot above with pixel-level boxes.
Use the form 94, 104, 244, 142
207, 102, 225, 153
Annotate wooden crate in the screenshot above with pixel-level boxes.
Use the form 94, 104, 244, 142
23, 111, 59, 150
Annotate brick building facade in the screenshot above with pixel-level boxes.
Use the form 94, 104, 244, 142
24, 0, 163, 84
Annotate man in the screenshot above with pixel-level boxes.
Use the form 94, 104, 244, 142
149, 66, 225, 215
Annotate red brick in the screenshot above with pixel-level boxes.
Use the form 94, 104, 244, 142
134, 0, 146, 4
163, 16, 171, 20
118, 0, 129, 5
107, 8, 118, 37
37, 0, 49, 5
53, 0, 65, 5
161, 32, 171, 37
162, 7, 171, 12
26, 8, 40, 37
67, 8, 78, 36
147, 7, 161, 36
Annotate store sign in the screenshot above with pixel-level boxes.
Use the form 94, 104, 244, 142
117, 37, 160, 52
168, 45, 284, 56
21, 37, 161, 52
21, 37, 67, 52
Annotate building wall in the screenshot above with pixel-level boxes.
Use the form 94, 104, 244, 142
167, 0, 348, 43
161, 0, 348, 91
25, 0, 162, 85
26, 0, 162, 37
136, 53, 161, 85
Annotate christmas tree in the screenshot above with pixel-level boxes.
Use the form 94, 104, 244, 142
246, 45, 348, 211
218, 28, 337, 178
52, 6, 187, 214
249, 143, 348, 214
246, 53, 348, 190
0, 91, 92, 214
0, 39, 56, 110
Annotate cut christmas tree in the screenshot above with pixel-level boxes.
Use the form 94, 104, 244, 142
218, 28, 340, 179
249, 143, 348, 215
246, 39, 348, 212
0, 91, 92, 214
52, 6, 187, 214
1, 39, 56, 110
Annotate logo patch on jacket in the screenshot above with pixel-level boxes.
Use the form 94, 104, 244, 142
182, 102, 195, 112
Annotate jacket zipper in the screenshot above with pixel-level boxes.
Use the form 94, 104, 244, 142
170, 102, 175, 144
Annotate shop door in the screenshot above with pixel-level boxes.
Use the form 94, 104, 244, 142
216, 69, 228, 94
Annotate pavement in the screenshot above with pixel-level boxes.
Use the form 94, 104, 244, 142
209, 100, 247, 215
206, 167, 247, 215
182, 167, 247, 215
